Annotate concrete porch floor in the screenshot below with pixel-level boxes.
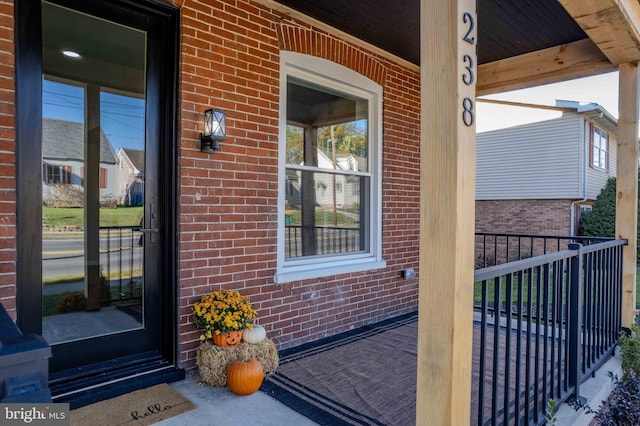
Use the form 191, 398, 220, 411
157, 374, 319, 426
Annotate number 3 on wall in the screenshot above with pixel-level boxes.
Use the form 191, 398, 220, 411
461, 11, 476, 127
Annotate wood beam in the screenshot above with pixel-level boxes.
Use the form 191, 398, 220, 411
417, 0, 475, 424
615, 63, 639, 328
559, 0, 640, 65
477, 39, 616, 96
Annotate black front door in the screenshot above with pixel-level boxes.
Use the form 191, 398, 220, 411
16, 0, 180, 399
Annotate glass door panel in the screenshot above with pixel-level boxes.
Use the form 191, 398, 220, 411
41, 2, 147, 345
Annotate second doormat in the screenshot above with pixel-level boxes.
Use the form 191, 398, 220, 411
70, 383, 195, 426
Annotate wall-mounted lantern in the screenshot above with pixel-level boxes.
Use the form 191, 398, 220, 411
201, 108, 227, 153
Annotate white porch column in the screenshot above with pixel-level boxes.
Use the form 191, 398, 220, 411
616, 63, 640, 328
417, 0, 476, 424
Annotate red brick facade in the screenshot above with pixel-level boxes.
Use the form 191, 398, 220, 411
474, 199, 579, 268
0, 1, 16, 316
175, 0, 421, 371
475, 199, 574, 236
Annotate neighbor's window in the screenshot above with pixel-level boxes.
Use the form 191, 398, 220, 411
277, 52, 385, 283
44, 164, 71, 184
579, 204, 592, 219
591, 125, 608, 170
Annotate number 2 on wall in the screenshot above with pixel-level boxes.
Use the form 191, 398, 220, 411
462, 12, 475, 45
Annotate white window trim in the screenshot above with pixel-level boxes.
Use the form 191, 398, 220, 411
275, 51, 385, 284
591, 125, 608, 171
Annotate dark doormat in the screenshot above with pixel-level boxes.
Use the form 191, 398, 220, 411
261, 312, 418, 426
70, 383, 194, 426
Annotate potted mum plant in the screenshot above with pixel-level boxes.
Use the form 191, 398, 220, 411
193, 289, 258, 347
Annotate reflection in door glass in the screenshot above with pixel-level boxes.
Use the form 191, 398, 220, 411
41, 3, 146, 344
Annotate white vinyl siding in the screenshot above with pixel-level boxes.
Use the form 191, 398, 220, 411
476, 114, 582, 200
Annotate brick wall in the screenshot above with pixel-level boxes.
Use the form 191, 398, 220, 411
0, 1, 16, 318
176, 0, 420, 370
475, 199, 573, 236
474, 199, 575, 267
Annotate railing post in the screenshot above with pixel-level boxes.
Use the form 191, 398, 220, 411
568, 243, 586, 404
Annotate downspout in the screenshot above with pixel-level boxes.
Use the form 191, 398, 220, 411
570, 118, 592, 236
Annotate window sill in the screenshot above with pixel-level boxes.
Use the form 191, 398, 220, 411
274, 258, 386, 284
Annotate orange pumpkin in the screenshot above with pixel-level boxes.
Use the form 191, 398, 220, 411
226, 359, 264, 395
213, 330, 243, 347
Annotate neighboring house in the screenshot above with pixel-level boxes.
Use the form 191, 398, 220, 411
116, 148, 144, 206
42, 118, 118, 204
475, 100, 618, 237
285, 148, 362, 210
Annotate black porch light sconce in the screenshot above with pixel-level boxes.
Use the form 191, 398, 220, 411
201, 108, 227, 153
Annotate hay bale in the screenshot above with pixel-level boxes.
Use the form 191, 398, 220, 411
197, 338, 279, 387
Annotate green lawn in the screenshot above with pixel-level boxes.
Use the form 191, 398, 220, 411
43, 206, 143, 228
473, 270, 548, 306
285, 208, 359, 227
474, 267, 640, 308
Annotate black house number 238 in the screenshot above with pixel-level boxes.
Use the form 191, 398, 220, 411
461, 11, 475, 127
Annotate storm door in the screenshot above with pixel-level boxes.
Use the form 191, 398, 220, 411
16, 0, 179, 386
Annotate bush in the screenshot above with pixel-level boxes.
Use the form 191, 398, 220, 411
56, 293, 86, 314
44, 184, 84, 208
579, 178, 616, 238
579, 175, 640, 263
587, 371, 640, 426
100, 194, 118, 208
620, 323, 640, 379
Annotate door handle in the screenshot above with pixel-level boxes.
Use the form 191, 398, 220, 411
143, 203, 159, 243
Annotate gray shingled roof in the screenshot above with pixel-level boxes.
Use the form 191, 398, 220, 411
122, 148, 144, 172
43, 118, 117, 164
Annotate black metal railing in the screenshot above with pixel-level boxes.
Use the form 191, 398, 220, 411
475, 232, 613, 269
285, 225, 361, 258
100, 225, 143, 303
472, 239, 625, 425
284, 229, 613, 264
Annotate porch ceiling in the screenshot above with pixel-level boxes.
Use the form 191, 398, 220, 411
270, 0, 640, 94
274, 0, 586, 66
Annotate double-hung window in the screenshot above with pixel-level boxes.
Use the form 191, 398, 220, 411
591, 125, 608, 171
276, 52, 385, 283
44, 164, 71, 184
